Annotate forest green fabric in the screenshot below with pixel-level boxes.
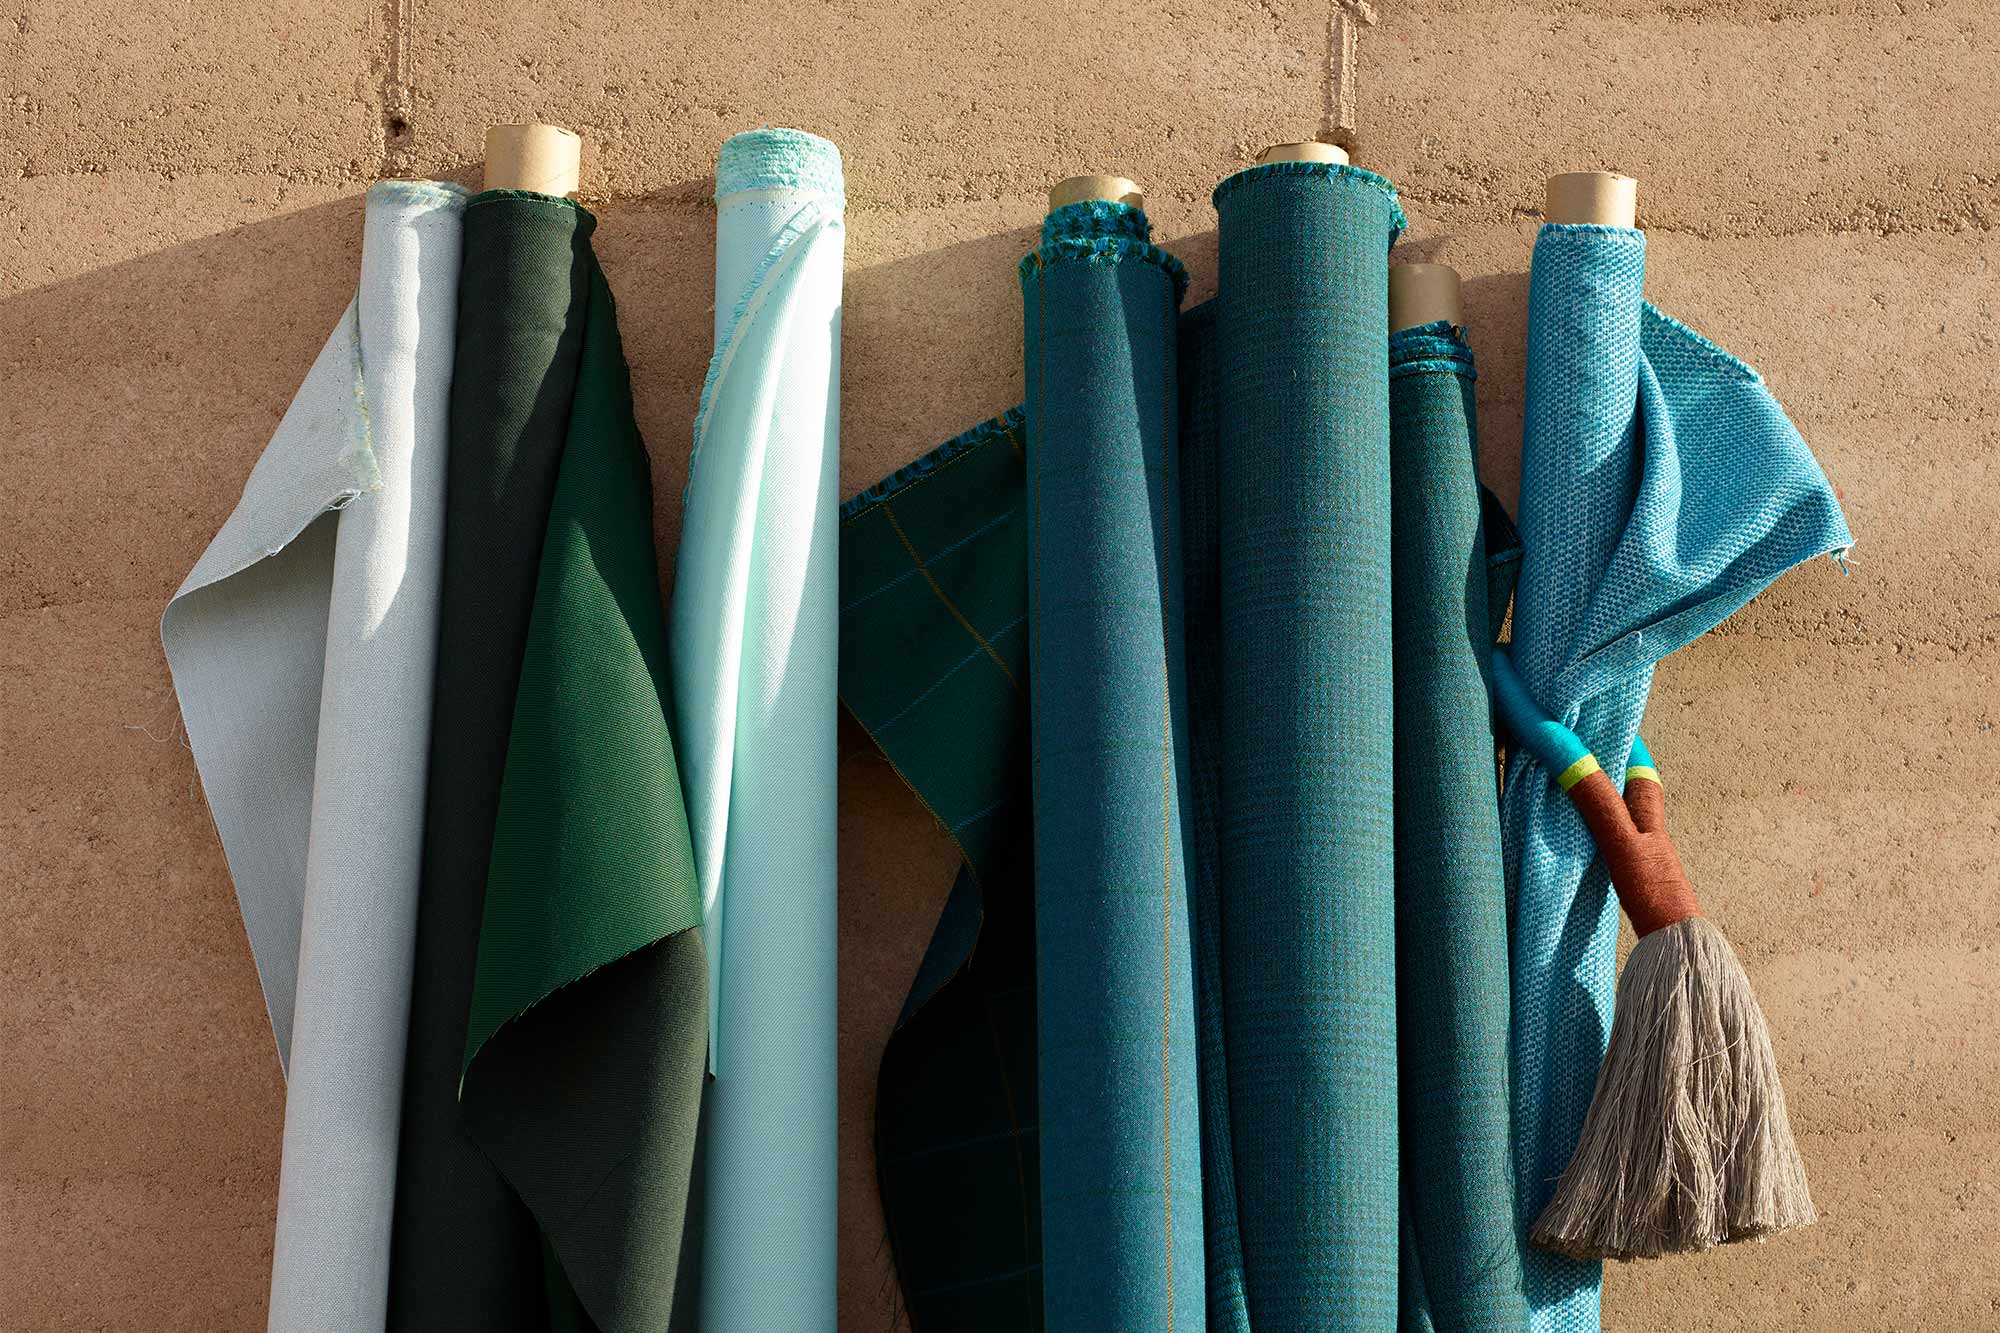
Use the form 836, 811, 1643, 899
390, 190, 706, 1333
1386, 321, 1530, 1332
842, 410, 1043, 1330
391, 189, 592, 1332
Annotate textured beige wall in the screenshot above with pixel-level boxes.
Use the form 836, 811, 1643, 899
5, 1, 1995, 1328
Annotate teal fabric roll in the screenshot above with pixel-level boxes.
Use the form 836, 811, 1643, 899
1177, 299, 1252, 1333
1504, 223, 1852, 1331
1386, 321, 1529, 1332
1021, 200, 1205, 1329
1214, 161, 1405, 1329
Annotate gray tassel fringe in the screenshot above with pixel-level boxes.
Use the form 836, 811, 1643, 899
1530, 916, 1817, 1261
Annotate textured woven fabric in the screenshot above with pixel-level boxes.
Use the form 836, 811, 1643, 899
389, 189, 595, 1331
1177, 298, 1253, 1333
1214, 160, 1405, 1330
669, 128, 844, 1333
1022, 200, 1205, 1330
842, 410, 1041, 1330
162, 180, 466, 1333
456, 247, 708, 1333
1504, 223, 1852, 1332
1386, 321, 1529, 1332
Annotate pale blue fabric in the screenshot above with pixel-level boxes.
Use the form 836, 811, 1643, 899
1504, 223, 1851, 1331
670, 127, 844, 1333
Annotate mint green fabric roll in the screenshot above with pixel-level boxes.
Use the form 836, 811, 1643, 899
670, 128, 845, 1333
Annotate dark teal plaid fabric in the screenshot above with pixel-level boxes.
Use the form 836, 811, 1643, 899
1022, 200, 1206, 1329
1387, 321, 1530, 1332
841, 411, 1043, 1331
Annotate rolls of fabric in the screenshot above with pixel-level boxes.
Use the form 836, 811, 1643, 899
670, 127, 845, 1332
1213, 159, 1404, 1329
840, 410, 1042, 1330
1504, 223, 1851, 1332
1021, 199, 1205, 1329
161, 179, 466, 1333
1385, 320, 1530, 1332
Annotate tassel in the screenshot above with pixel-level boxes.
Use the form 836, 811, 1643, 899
1491, 653, 1817, 1260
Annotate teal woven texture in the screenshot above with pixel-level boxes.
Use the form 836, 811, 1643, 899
1023, 200, 1206, 1331
1386, 322, 1530, 1332
1214, 161, 1405, 1329
1505, 224, 1851, 1332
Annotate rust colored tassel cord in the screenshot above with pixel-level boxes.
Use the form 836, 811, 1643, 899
1491, 650, 1817, 1261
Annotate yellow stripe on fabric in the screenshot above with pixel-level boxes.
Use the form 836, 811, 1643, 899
1555, 754, 1602, 791
1625, 764, 1660, 786
883, 500, 1022, 696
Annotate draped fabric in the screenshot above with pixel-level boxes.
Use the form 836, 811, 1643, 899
161, 180, 465, 1333
840, 411, 1043, 1330
668, 127, 844, 1333
1503, 223, 1852, 1332
1386, 322, 1530, 1332
1022, 200, 1206, 1329
388, 188, 706, 1333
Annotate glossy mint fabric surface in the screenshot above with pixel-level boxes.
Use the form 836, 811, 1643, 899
1022, 201, 1205, 1330
390, 189, 707, 1333
841, 411, 1042, 1330
1504, 223, 1852, 1332
1215, 162, 1405, 1330
669, 128, 843, 1332
162, 179, 465, 1333
1385, 322, 1530, 1333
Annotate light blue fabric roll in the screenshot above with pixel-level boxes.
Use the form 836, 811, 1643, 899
1504, 223, 1851, 1332
162, 180, 468, 1333
670, 127, 844, 1333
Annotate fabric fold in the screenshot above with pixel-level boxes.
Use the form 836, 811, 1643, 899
1386, 319, 1530, 1332
162, 179, 466, 1333
1504, 223, 1852, 1332
841, 410, 1043, 1330
1022, 199, 1205, 1329
670, 127, 844, 1333
1214, 159, 1406, 1329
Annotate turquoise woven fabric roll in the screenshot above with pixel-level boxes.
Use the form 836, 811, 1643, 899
1214, 161, 1405, 1328
1386, 321, 1530, 1332
1021, 200, 1205, 1330
1505, 224, 1851, 1331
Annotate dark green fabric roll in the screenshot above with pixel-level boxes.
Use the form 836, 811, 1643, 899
1213, 160, 1405, 1328
840, 410, 1043, 1330
391, 190, 593, 1331
1386, 321, 1530, 1332
391, 191, 706, 1333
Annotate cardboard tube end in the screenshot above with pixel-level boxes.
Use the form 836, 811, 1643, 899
1258, 141, 1350, 166
484, 124, 582, 196
1389, 263, 1463, 333
1048, 175, 1144, 212
1545, 172, 1637, 227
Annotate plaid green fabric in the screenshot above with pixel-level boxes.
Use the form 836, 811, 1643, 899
842, 410, 1043, 1330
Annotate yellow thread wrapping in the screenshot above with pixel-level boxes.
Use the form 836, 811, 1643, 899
1556, 754, 1602, 792
1624, 764, 1661, 786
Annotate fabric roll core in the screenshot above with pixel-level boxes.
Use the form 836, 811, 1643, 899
483, 124, 582, 195
1257, 141, 1350, 165
1047, 174, 1143, 209
1389, 263, 1463, 332
1545, 171, 1637, 226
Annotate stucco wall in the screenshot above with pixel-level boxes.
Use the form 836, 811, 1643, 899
5, 1, 1994, 1327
